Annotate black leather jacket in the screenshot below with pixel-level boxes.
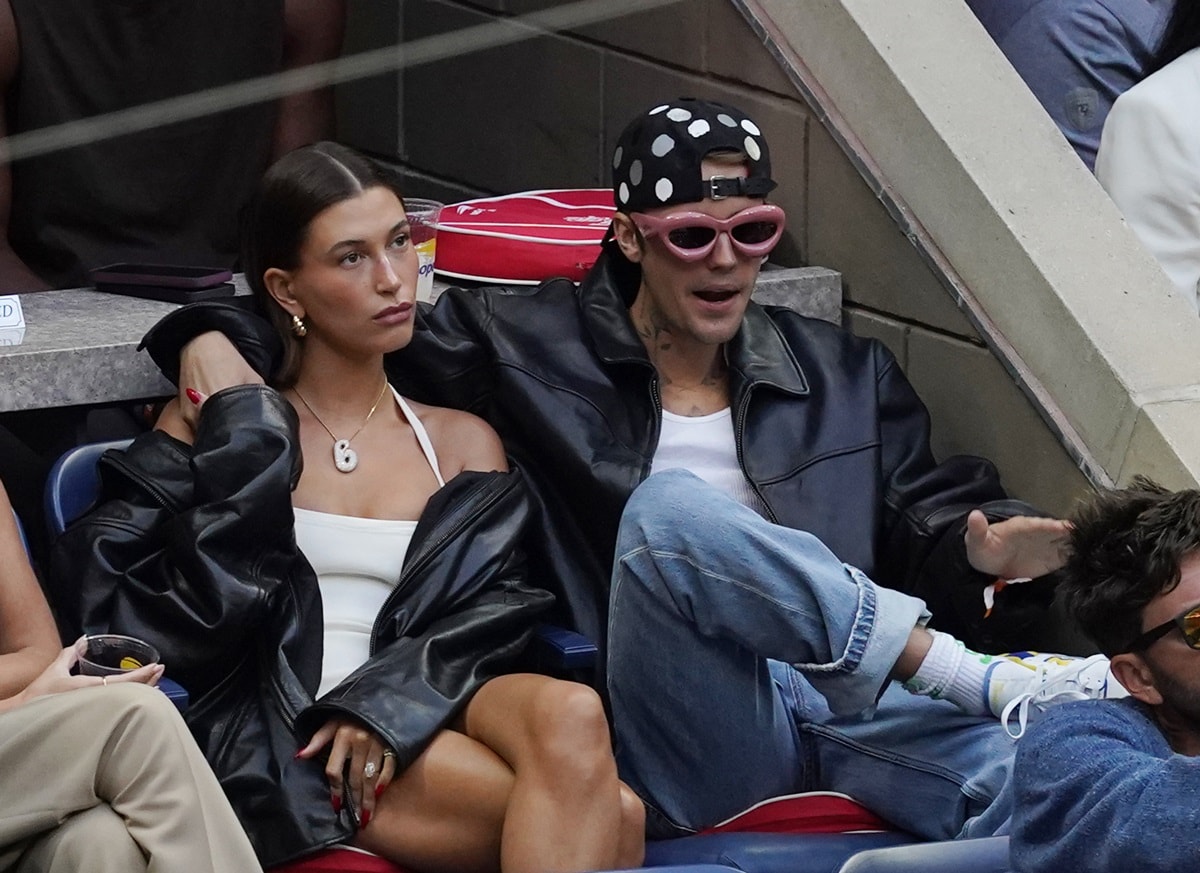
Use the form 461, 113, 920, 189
141, 249, 1048, 664
47, 386, 553, 866
387, 249, 1045, 656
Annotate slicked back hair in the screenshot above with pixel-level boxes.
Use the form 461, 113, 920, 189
1063, 477, 1200, 655
241, 141, 403, 386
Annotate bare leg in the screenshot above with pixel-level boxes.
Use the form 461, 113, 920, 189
462, 675, 643, 873
892, 627, 935, 681
357, 675, 644, 873
616, 784, 648, 865
354, 730, 513, 873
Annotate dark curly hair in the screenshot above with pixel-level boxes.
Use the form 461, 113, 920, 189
1062, 477, 1200, 655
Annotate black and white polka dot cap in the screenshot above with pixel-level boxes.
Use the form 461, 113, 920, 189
611, 98, 776, 213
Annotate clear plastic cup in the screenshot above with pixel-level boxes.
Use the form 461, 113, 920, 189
76, 634, 160, 676
405, 198, 442, 303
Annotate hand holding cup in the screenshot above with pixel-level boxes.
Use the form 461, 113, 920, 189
17, 636, 163, 705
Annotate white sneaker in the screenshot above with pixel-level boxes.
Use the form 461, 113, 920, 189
983, 652, 1127, 739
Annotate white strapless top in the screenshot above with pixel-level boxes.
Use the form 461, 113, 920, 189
294, 389, 446, 698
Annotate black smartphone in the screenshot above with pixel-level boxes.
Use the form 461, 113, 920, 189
91, 263, 236, 304
91, 263, 233, 288
341, 759, 362, 826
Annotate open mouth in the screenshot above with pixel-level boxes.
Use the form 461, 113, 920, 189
694, 289, 739, 304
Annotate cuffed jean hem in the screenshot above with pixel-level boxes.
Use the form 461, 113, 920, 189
796, 567, 930, 716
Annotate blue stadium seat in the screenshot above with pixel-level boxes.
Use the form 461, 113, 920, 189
836, 836, 1011, 873
647, 832, 917, 873
43, 437, 132, 537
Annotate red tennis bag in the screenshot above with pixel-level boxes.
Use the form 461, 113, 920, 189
434, 189, 615, 284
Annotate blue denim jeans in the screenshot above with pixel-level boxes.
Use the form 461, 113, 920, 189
607, 470, 1016, 841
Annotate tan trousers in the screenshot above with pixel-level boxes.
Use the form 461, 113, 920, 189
0, 683, 261, 873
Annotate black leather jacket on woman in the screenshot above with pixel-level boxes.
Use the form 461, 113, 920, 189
48, 385, 554, 866
141, 248, 1051, 669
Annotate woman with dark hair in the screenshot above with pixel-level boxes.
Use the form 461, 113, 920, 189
0, 481, 263, 872
50, 142, 644, 872
1096, 1, 1200, 312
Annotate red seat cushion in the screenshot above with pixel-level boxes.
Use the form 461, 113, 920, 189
699, 792, 894, 835
272, 793, 893, 870
436, 189, 615, 284
271, 848, 407, 872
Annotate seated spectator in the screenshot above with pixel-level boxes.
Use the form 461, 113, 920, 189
0, 0, 346, 292
50, 143, 644, 871
157, 98, 1124, 844
1011, 477, 1200, 873
1095, 4, 1200, 311
0, 480, 262, 872
966, 0, 1170, 170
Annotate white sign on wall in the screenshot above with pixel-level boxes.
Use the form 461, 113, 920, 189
0, 296, 24, 330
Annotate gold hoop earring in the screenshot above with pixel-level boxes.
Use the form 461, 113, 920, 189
291, 314, 307, 338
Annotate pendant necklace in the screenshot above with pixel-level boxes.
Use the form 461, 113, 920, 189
292, 379, 390, 473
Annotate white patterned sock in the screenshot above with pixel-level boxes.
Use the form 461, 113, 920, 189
903, 629, 990, 715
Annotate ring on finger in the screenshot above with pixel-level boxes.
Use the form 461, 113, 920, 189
381, 748, 396, 761
363, 761, 378, 780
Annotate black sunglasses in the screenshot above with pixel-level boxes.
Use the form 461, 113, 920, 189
1126, 602, 1200, 652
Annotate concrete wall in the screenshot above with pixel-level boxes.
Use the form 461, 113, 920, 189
745, 0, 1200, 502
335, 0, 1117, 515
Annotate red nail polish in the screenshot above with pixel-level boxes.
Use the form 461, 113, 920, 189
331, 795, 342, 814
185, 388, 202, 406
361, 809, 371, 828
293, 750, 304, 759
374, 783, 384, 798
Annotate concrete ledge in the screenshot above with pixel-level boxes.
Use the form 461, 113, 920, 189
0, 268, 842, 413
0, 278, 254, 412
429, 266, 844, 324
0, 289, 178, 412
752, 265, 842, 325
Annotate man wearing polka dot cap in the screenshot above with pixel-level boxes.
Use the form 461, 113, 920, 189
156, 97, 1094, 847
590, 99, 1088, 842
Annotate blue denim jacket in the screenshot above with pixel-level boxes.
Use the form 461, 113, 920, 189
1011, 697, 1200, 872
966, 0, 1170, 170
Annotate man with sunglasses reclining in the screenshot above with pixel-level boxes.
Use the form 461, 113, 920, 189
1011, 478, 1200, 873
142, 97, 1119, 842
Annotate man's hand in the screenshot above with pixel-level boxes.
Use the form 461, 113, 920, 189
174, 331, 264, 432
964, 510, 1071, 580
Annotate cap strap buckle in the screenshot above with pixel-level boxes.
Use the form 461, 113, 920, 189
707, 175, 777, 202
707, 176, 737, 200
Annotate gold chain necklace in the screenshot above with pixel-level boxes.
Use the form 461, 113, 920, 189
292, 379, 389, 473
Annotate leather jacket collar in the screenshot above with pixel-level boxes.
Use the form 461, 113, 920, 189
580, 244, 811, 404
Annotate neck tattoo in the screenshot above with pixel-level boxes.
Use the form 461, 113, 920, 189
292, 379, 390, 473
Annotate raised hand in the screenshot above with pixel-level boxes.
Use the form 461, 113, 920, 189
964, 510, 1071, 580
